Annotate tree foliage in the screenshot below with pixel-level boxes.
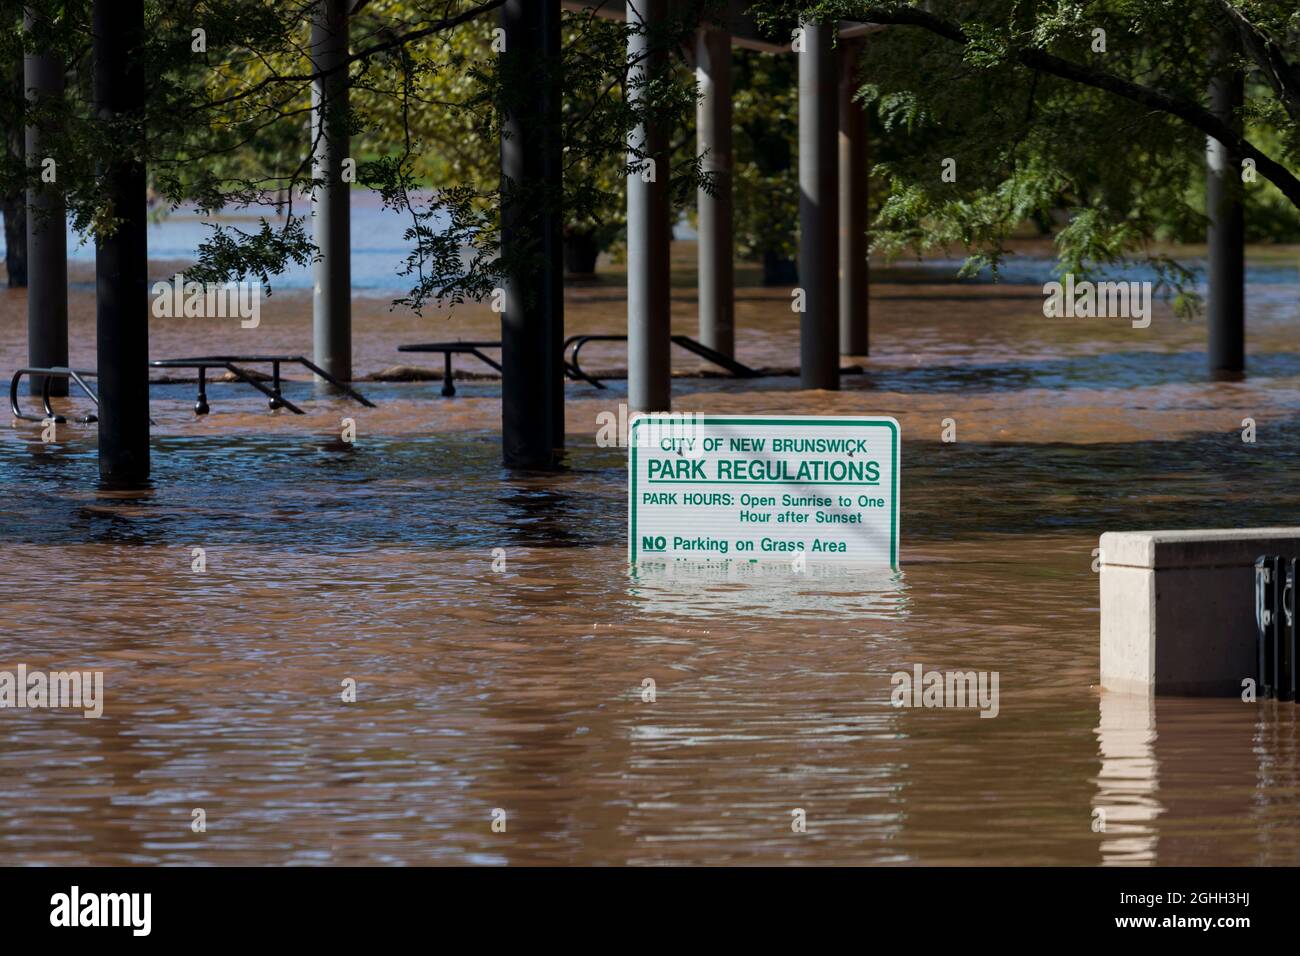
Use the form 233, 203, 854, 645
754, 0, 1300, 300
1, 0, 711, 312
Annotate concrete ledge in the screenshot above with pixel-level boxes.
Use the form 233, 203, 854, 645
1099, 529, 1300, 696
1102, 527, 1300, 571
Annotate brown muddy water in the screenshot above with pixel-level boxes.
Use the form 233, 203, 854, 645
3, 244, 1300, 865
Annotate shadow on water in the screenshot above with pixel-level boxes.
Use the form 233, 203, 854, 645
4, 409, 1300, 551
903, 420, 1300, 541
0, 430, 618, 551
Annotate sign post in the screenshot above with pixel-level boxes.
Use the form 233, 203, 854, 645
629, 415, 900, 567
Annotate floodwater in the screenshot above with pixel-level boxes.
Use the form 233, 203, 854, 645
2, 237, 1300, 865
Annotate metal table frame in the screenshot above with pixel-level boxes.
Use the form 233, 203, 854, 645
396, 341, 504, 397
148, 355, 375, 415
397, 335, 759, 395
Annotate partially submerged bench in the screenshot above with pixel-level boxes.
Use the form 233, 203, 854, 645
10, 358, 375, 422
397, 335, 760, 396
1100, 528, 1300, 696
149, 355, 375, 414
397, 341, 505, 397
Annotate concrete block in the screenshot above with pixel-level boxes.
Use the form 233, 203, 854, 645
1099, 528, 1300, 696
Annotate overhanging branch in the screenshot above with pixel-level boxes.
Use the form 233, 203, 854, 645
1212, 0, 1300, 129
844, 3, 1300, 209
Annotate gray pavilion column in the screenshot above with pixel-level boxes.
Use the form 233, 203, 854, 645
500, 0, 564, 468
627, 0, 671, 412
695, 24, 733, 358
24, 5, 68, 396
1206, 37, 1244, 378
311, 0, 352, 384
798, 18, 839, 390
838, 35, 868, 357
93, 0, 149, 485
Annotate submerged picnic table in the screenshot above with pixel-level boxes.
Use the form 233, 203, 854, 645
397, 341, 505, 397
398, 335, 759, 396
12, 358, 375, 422
149, 355, 375, 414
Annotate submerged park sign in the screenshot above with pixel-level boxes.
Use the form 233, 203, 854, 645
628, 415, 900, 567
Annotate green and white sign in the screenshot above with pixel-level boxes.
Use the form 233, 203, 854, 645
628, 415, 900, 567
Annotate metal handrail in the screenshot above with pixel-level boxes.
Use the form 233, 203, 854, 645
562, 334, 760, 388
9, 367, 100, 424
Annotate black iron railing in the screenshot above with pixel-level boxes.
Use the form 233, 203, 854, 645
397, 335, 761, 396
563, 334, 760, 389
396, 341, 504, 397
149, 355, 375, 414
9, 367, 100, 424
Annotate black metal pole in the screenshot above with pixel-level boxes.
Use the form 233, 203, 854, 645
24, 5, 68, 396
500, 0, 564, 468
311, 0, 352, 385
798, 18, 839, 390
93, 0, 149, 485
1206, 36, 1245, 378
838, 35, 868, 357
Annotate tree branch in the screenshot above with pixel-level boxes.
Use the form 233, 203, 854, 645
845, 3, 1300, 209
1212, 0, 1300, 129
197, 0, 508, 113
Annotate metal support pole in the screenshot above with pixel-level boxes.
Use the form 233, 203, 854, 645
627, 0, 671, 412
695, 25, 733, 358
311, 0, 352, 384
838, 36, 868, 357
24, 5, 68, 396
798, 18, 839, 389
1206, 38, 1245, 378
93, 0, 149, 484
500, 0, 564, 468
